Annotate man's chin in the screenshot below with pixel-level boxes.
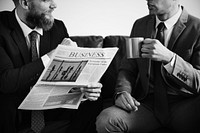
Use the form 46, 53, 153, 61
45, 14, 54, 20
42, 21, 54, 31
40, 16, 54, 31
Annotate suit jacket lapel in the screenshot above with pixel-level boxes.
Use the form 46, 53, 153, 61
10, 10, 30, 64
143, 15, 156, 77
168, 8, 188, 50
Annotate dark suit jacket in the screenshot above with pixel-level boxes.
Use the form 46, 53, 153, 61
0, 10, 69, 132
116, 7, 200, 100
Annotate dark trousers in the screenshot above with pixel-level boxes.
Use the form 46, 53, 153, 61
0, 94, 103, 133
96, 94, 200, 133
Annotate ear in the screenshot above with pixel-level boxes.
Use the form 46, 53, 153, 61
19, 0, 29, 10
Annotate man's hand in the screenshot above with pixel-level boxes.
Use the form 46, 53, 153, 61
47, 38, 77, 59
115, 91, 140, 112
141, 38, 174, 63
60, 38, 78, 47
80, 82, 102, 101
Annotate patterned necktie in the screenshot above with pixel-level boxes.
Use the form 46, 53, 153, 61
29, 31, 45, 133
153, 22, 169, 124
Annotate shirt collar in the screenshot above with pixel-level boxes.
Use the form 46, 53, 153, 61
155, 6, 182, 30
15, 9, 43, 37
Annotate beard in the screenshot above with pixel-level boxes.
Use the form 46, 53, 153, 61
26, 5, 54, 31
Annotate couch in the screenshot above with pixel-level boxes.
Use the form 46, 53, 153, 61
70, 35, 171, 133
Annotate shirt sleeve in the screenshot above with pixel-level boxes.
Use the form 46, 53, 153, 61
163, 53, 176, 74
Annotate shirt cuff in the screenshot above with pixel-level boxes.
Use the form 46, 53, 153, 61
163, 53, 176, 74
41, 54, 50, 68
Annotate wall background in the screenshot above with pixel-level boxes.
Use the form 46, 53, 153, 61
0, 0, 200, 37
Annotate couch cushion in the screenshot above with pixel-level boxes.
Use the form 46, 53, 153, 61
70, 36, 103, 48
101, 36, 129, 102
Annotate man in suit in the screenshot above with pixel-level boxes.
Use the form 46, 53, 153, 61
96, 0, 200, 133
0, 0, 102, 133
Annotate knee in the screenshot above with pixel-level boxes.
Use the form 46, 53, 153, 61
96, 106, 127, 133
96, 108, 111, 133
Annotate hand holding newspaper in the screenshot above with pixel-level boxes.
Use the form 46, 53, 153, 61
18, 45, 118, 110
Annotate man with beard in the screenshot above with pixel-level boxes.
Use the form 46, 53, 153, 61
96, 0, 200, 133
0, 0, 102, 133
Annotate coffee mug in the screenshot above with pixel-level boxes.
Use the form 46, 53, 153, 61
126, 37, 144, 58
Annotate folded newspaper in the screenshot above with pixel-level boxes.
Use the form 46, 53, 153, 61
18, 45, 118, 110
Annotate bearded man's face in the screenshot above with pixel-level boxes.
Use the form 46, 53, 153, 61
26, 1, 55, 31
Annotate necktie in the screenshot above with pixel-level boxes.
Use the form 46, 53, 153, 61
29, 31, 45, 133
153, 22, 169, 124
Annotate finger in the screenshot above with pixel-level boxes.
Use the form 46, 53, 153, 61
124, 93, 135, 107
84, 88, 101, 93
143, 38, 154, 43
141, 53, 159, 60
61, 38, 70, 45
87, 97, 98, 101
87, 82, 103, 88
82, 83, 102, 93
126, 103, 133, 111
121, 93, 132, 111
134, 99, 140, 106
141, 48, 155, 55
132, 98, 140, 111
141, 46, 151, 53
84, 92, 100, 97
61, 38, 77, 47
81, 86, 101, 93
141, 53, 152, 58
84, 92, 100, 101
124, 94, 138, 111
115, 94, 131, 111
122, 92, 140, 111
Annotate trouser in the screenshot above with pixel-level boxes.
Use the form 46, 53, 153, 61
0, 93, 103, 133
96, 94, 200, 133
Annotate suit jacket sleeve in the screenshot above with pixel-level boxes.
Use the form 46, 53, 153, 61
162, 12, 200, 95
164, 50, 200, 95
0, 12, 69, 94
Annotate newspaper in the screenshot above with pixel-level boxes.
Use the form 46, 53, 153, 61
18, 45, 118, 110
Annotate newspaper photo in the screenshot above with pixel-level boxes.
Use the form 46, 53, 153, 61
18, 45, 118, 110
